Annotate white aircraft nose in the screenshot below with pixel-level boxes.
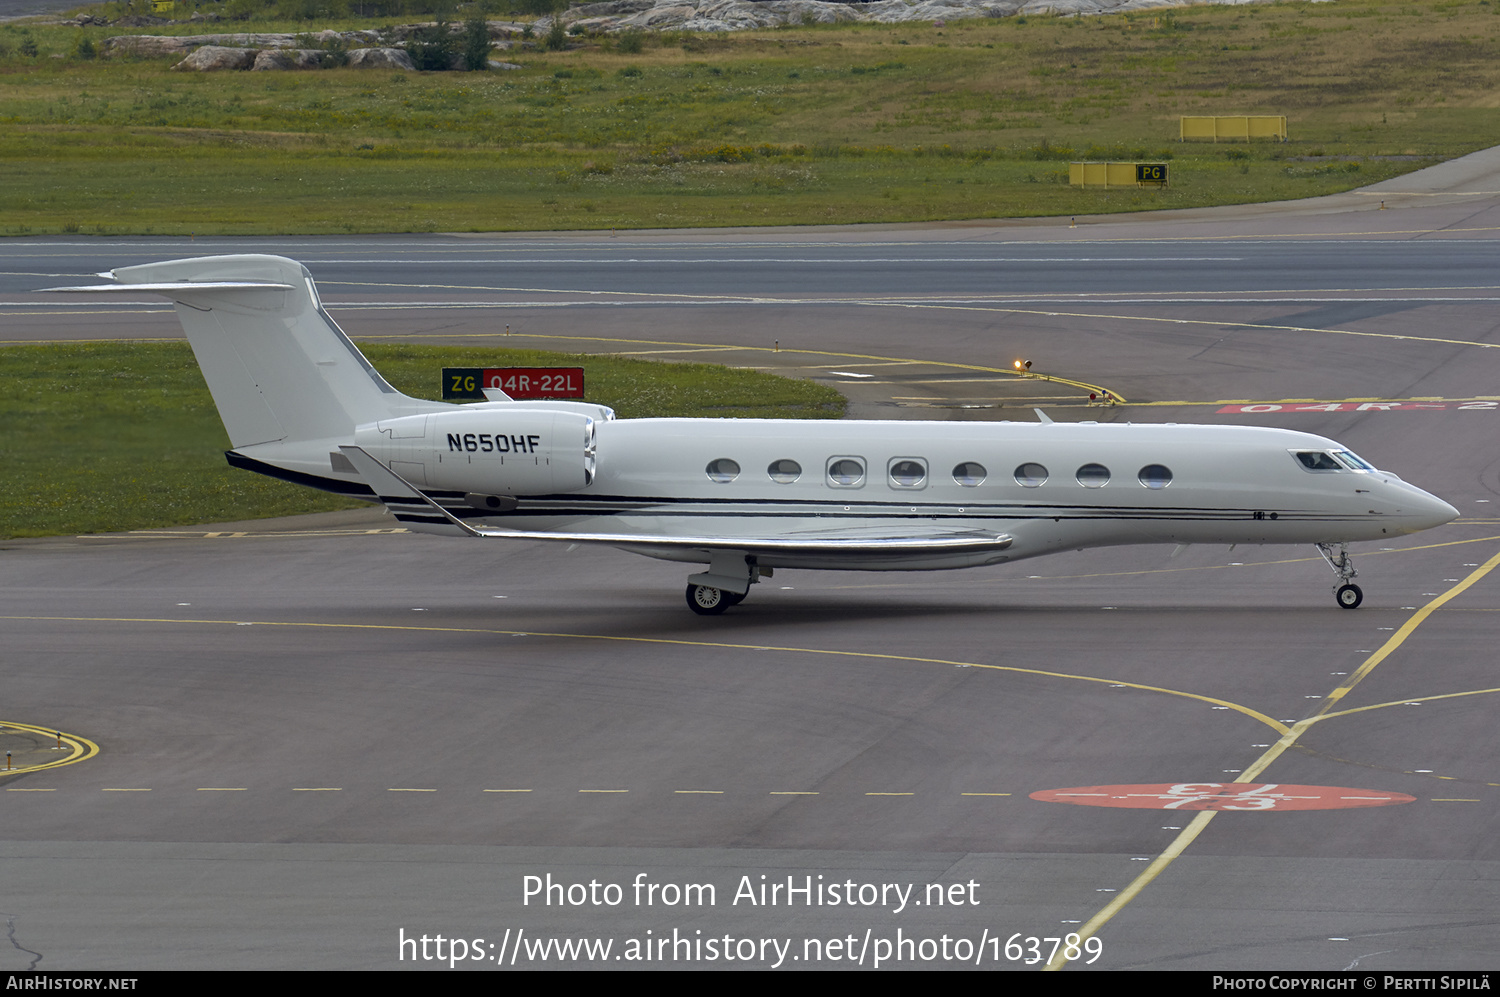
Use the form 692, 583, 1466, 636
1405, 488, 1459, 531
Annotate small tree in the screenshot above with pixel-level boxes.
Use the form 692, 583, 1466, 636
408, 21, 456, 70
461, 15, 490, 70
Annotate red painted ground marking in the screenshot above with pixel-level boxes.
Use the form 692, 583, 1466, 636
1216, 402, 1496, 414
1030, 782, 1416, 812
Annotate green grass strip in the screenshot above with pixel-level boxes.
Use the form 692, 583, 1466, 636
0, 341, 845, 538
4, 0, 1500, 234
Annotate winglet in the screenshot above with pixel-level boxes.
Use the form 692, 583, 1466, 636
1034, 408, 1054, 424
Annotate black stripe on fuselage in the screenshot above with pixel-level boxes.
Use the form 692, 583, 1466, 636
226, 451, 376, 497
225, 452, 465, 502
432, 497, 1354, 525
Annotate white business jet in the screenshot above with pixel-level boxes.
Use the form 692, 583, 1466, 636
49, 255, 1458, 614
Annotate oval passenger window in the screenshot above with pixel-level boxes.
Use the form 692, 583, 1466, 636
768, 459, 801, 484
705, 458, 740, 483
889, 459, 926, 487
827, 458, 865, 486
953, 462, 986, 487
1138, 464, 1172, 489
1014, 463, 1049, 488
1076, 463, 1110, 488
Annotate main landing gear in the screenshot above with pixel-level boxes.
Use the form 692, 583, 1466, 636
1315, 542, 1362, 609
684, 552, 765, 615
686, 584, 745, 615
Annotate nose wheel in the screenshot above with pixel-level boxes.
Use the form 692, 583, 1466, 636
1316, 542, 1363, 609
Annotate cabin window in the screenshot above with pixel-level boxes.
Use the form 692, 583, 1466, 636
1076, 463, 1110, 488
1294, 451, 1342, 471
1014, 463, 1049, 488
826, 457, 866, 487
768, 459, 801, 484
1138, 464, 1173, 489
705, 458, 740, 483
888, 458, 927, 489
953, 462, 987, 487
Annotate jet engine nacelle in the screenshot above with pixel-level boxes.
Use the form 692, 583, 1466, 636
353, 408, 596, 495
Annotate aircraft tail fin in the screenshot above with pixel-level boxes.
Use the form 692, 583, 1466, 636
49, 255, 449, 448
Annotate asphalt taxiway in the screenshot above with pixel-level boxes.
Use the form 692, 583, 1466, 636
3, 151, 1500, 970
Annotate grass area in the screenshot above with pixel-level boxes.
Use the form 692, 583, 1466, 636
3, 0, 1500, 234
0, 341, 846, 538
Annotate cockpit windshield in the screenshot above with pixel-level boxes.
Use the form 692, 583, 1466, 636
1293, 450, 1376, 472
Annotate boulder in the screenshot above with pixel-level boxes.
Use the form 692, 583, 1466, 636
346, 47, 417, 70
251, 48, 325, 70
172, 46, 256, 71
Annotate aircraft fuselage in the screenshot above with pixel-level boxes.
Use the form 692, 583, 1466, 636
243, 415, 1456, 573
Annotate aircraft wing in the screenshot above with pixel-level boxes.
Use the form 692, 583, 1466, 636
44, 281, 296, 294
337, 445, 1013, 558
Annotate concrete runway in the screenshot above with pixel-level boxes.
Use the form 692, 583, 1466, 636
3, 153, 1500, 971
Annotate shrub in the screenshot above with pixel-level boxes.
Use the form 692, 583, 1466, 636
408, 22, 456, 70
461, 15, 491, 70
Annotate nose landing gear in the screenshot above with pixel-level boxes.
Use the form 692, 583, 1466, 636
1316, 542, 1363, 609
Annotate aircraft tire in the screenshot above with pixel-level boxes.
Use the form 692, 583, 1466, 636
687, 584, 730, 615
1336, 583, 1363, 609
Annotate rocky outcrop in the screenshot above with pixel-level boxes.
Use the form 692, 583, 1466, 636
566, 0, 659, 16
385, 20, 531, 40
345, 47, 417, 70
106, 29, 381, 58
251, 48, 325, 70
171, 45, 256, 71
119, 0, 1295, 71
545, 0, 1301, 33
104, 34, 203, 57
